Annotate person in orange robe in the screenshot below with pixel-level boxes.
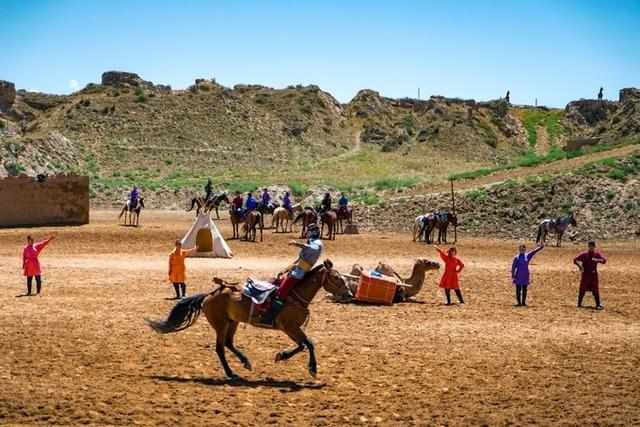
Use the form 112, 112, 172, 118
168, 240, 195, 299
22, 235, 55, 295
434, 245, 465, 305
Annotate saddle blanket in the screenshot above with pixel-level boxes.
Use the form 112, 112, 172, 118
242, 278, 277, 305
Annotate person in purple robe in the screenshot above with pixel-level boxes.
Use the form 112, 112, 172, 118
574, 240, 606, 309
511, 243, 544, 306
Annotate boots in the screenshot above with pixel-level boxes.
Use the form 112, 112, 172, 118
262, 297, 284, 325
180, 283, 186, 298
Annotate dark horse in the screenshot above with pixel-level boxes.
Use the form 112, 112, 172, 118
293, 208, 318, 238
187, 193, 230, 219
429, 211, 457, 244
257, 201, 279, 217
536, 212, 577, 247
118, 198, 145, 227
332, 207, 353, 234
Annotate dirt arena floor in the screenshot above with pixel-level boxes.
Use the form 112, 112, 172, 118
0, 210, 639, 426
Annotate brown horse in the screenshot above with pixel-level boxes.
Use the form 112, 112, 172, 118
242, 210, 264, 242
118, 198, 145, 226
293, 209, 318, 238
320, 210, 337, 240
146, 260, 346, 379
187, 193, 230, 219
332, 207, 353, 234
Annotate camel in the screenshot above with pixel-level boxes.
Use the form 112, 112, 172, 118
272, 204, 302, 233
293, 209, 318, 238
118, 198, 145, 226
329, 258, 440, 303
187, 193, 230, 219
319, 210, 337, 240
146, 260, 346, 379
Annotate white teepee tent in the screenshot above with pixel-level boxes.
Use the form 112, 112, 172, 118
181, 213, 233, 258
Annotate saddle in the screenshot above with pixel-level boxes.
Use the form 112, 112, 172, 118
242, 278, 277, 305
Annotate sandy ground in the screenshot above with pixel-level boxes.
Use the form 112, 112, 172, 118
0, 210, 639, 426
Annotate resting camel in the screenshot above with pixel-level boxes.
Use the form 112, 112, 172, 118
319, 210, 337, 240
118, 198, 145, 227
187, 193, 230, 219
272, 204, 302, 233
293, 209, 318, 238
146, 260, 346, 379
330, 258, 440, 303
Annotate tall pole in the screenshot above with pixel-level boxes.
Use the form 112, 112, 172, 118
450, 179, 457, 243
418, 88, 420, 100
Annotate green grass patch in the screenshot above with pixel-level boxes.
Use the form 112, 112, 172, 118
466, 188, 488, 201
287, 181, 307, 197
519, 109, 566, 147
353, 191, 381, 206
373, 177, 418, 191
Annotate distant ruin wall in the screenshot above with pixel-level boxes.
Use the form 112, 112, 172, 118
0, 175, 89, 227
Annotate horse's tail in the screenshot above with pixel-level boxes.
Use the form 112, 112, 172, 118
186, 198, 196, 212
536, 223, 543, 243
145, 293, 208, 334
118, 206, 125, 219
293, 212, 304, 225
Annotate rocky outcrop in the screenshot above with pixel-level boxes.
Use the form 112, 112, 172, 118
18, 91, 68, 111
0, 80, 16, 112
101, 71, 153, 88
565, 99, 618, 127
619, 88, 640, 103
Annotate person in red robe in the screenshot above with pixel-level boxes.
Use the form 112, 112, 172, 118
573, 240, 606, 309
434, 245, 465, 305
22, 235, 55, 295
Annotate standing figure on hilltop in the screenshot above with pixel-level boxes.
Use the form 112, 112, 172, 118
22, 235, 55, 296
319, 192, 332, 214
574, 240, 606, 310
505, 90, 510, 104
232, 191, 243, 216
511, 243, 544, 307
128, 185, 140, 210
204, 178, 214, 202
598, 87, 604, 101
168, 240, 195, 299
434, 245, 465, 305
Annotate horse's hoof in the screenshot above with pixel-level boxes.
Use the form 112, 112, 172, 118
308, 367, 317, 378
243, 361, 252, 371
275, 352, 284, 362
226, 373, 241, 381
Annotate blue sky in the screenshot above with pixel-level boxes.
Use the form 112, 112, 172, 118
1, 0, 639, 107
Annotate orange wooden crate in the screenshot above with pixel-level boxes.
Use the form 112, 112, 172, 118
355, 271, 397, 305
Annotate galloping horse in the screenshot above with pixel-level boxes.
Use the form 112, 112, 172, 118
242, 211, 264, 242
333, 207, 353, 234
187, 193, 230, 219
319, 210, 337, 240
293, 208, 318, 238
146, 260, 346, 379
118, 198, 145, 226
430, 212, 457, 244
536, 212, 577, 247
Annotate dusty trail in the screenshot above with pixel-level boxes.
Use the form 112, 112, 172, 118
0, 210, 639, 426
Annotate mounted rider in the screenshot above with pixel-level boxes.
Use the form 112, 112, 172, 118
282, 191, 293, 214
127, 185, 140, 210
319, 192, 332, 214
232, 191, 243, 216
263, 223, 323, 324
204, 178, 214, 202
261, 188, 271, 208
338, 192, 349, 214
245, 192, 258, 215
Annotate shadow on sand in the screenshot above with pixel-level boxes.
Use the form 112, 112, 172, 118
151, 375, 326, 392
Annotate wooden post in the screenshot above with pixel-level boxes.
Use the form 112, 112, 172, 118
450, 179, 457, 243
